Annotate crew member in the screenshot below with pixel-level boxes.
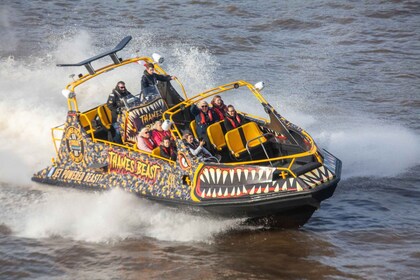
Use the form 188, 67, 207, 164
107, 81, 135, 143
141, 62, 176, 102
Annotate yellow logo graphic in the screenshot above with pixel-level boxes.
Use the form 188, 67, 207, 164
65, 126, 84, 163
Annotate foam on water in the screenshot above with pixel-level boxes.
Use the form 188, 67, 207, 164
0, 31, 217, 185
315, 124, 420, 179
6, 187, 241, 243
0, 31, 235, 243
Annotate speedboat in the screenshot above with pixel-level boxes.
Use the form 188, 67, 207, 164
32, 36, 342, 227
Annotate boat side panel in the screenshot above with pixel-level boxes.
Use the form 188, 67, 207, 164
32, 112, 200, 201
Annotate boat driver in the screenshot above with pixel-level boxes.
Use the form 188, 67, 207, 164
141, 62, 176, 102
107, 81, 135, 143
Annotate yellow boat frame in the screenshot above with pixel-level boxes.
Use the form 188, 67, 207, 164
52, 46, 322, 179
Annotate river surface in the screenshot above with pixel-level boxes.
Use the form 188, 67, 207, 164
1, 1, 419, 279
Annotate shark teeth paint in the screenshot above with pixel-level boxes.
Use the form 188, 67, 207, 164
196, 165, 336, 200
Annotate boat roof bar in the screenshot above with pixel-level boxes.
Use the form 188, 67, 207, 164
56, 36, 132, 75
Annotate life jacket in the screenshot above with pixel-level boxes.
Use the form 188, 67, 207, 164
226, 114, 243, 129
199, 110, 214, 125
211, 104, 227, 120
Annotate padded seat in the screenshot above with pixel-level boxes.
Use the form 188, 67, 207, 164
190, 120, 198, 138
225, 122, 267, 158
79, 108, 98, 135
97, 104, 112, 129
207, 120, 226, 151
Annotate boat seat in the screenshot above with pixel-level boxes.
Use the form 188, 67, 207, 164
190, 120, 198, 138
152, 147, 160, 156
79, 108, 99, 135
225, 122, 267, 159
97, 104, 112, 130
207, 120, 226, 151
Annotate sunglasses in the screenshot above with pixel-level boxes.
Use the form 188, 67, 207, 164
119, 86, 125, 89
201, 105, 208, 108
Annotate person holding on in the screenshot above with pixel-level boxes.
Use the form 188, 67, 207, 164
190, 100, 219, 147
136, 127, 157, 152
107, 81, 135, 143
224, 105, 247, 131
141, 62, 176, 102
211, 95, 227, 120
182, 132, 219, 162
159, 136, 177, 161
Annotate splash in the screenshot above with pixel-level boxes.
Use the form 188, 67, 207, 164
315, 124, 420, 179
0, 30, 218, 186
13, 188, 241, 243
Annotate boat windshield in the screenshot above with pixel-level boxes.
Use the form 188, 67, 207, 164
214, 86, 268, 122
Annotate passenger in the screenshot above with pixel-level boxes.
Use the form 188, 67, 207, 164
190, 100, 219, 146
151, 120, 171, 146
141, 62, 176, 102
211, 95, 227, 120
136, 127, 157, 152
182, 132, 219, 162
159, 136, 177, 161
224, 105, 247, 131
107, 81, 135, 143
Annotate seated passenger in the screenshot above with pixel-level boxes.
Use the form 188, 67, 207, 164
136, 127, 157, 152
159, 136, 177, 161
224, 105, 247, 131
107, 81, 135, 143
141, 62, 176, 102
190, 100, 219, 147
211, 95, 227, 120
151, 120, 171, 146
182, 132, 219, 162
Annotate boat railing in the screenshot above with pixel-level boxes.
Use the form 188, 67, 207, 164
224, 130, 322, 178
245, 133, 274, 166
51, 124, 65, 159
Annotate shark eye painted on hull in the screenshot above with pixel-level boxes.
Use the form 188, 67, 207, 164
178, 152, 192, 170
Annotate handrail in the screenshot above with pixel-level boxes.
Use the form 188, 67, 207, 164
173, 77, 188, 99
245, 133, 274, 166
51, 125, 65, 159
62, 56, 188, 111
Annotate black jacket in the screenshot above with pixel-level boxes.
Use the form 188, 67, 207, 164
107, 86, 135, 121
141, 71, 172, 93
159, 145, 177, 161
